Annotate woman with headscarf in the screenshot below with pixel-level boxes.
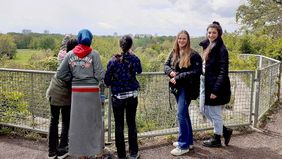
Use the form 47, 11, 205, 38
56, 29, 104, 159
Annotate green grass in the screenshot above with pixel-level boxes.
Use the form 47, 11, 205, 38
13, 49, 43, 64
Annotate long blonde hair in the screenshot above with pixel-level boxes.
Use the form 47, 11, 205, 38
172, 30, 192, 68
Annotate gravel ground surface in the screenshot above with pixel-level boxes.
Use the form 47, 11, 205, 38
1, 90, 282, 159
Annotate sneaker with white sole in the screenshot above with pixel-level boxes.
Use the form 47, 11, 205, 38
48, 152, 56, 159
48, 155, 56, 159
57, 150, 69, 159
170, 147, 189, 156
172, 142, 194, 150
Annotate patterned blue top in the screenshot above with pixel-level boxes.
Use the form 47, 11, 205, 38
104, 52, 142, 95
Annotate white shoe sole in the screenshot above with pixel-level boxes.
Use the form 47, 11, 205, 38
57, 153, 69, 159
173, 142, 194, 149
170, 147, 189, 156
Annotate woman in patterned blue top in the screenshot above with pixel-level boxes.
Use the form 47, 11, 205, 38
104, 35, 142, 159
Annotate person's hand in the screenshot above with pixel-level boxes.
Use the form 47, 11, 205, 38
170, 71, 176, 77
129, 49, 134, 54
170, 78, 176, 85
210, 93, 217, 99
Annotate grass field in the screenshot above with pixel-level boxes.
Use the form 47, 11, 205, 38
13, 49, 49, 65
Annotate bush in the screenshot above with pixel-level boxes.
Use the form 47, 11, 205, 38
0, 90, 31, 123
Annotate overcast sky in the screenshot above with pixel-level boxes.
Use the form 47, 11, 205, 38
0, 0, 247, 36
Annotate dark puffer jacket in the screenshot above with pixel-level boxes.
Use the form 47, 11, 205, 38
164, 50, 202, 100
199, 37, 231, 105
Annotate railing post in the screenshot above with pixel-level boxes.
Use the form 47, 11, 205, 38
30, 73, 35, 128
107, 88, 112, 143
253, 69, 261, 128
269, 67, 273, 107
279, 63, 282, 103
249, 71, 255, 125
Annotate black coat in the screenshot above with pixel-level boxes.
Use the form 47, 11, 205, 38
164, 50, 202, 100
199, 38, 231, 105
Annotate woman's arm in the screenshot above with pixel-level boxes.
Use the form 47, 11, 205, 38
212, 46, 229, 95
164, 53, 175, 77
56, 53, 72, 82
175, 53, 202, 81
93, 52, 104, 81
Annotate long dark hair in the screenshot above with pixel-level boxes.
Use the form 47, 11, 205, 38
203, 21, 223, 61
207, 21, 223, 37
120, 35, 133, 53
66, 38, 78, 52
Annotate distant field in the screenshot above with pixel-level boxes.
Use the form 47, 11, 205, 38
13, 49, 45, 64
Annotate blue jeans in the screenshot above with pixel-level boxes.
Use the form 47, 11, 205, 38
175, 88, 193, 149
200, 75, 223, 135
202, 105, 223, 135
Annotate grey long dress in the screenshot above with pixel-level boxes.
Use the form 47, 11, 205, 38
70, 85, 103, 157
56, 50, 104, 157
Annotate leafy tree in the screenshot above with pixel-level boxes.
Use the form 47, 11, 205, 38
28, 37, 40, 49
265, 38, 282, 60
9, 33, 33, 49
0, 34, 17, 59
239, 35, 256, 54
38, 36, 56, 50
236, 0, 282, 38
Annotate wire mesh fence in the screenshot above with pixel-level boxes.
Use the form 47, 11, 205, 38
0, 68, 53, 132
0, 54, 281, 141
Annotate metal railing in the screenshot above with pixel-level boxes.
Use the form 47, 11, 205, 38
0, 54, 281, 142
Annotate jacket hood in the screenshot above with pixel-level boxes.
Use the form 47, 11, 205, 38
73, 44, 92, 58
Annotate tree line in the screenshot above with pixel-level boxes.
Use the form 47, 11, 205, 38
0, 0, 281, 71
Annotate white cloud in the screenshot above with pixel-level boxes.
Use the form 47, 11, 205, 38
97, 22, 115, 29
0, 0, 247, 36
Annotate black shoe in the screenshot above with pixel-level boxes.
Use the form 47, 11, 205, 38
128, 152, 140, 159
48, 152, 57, 159
57, 149, 69, 159
223, 126, 233, 146
203, 134, 222, 147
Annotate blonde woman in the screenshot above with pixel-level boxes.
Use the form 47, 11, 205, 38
164, 30, 202, 156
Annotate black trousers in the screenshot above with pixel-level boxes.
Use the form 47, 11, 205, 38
48, 105, 71, 154
112, 96, 138, 158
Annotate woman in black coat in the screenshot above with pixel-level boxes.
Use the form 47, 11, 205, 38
199, 21, 233, 147
164, 30, 202, 156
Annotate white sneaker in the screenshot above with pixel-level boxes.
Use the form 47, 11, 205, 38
173, 142, 178, 147
172, 142, 194, 150
170, 147, 189, 156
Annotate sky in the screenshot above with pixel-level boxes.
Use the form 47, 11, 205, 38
0, 0, 247, 36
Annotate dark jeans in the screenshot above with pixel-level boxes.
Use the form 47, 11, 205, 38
48, 105, 71, 154
112, 96, 138, 158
